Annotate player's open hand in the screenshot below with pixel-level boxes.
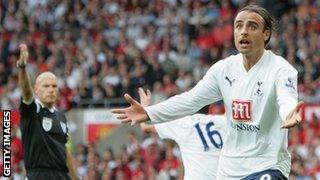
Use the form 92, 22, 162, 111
139, 88, 151, 107
281, 101, 304, 129
17, 44, 29, 67
112, 93, 149, 126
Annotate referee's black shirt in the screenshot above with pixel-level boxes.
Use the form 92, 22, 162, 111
19, 99, 69, 173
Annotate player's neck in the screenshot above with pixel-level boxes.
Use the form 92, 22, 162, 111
242, 49, 265, 71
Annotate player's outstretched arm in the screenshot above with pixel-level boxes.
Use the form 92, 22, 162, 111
112, 93, 149, 126
17, 44, 33, 102
281, 101, 304, 128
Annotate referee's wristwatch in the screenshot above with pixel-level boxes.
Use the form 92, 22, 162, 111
17, 62, 26, 68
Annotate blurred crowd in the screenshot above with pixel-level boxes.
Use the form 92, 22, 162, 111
72, 132, 183, 180
0, 0, 319, 179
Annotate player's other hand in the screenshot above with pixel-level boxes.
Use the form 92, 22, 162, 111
281, 101, 304, 129
17, 44, 29, 67
138, 88, 156, 133
112, 93, 149, 126
139, 87, 151, 107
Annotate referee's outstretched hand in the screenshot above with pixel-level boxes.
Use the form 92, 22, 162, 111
281, 101, 304, 129
112, 92, 149, 126
17, 44, 29, 67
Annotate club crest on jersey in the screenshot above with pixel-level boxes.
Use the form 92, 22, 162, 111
60, 121, 67, 134
254, 81, 263, 96
42, 117, 53, 132
232, 100, 251, 121
225, 76, 235, 87
284, 77, 295, 90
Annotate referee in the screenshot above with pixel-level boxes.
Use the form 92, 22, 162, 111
17, 44, 78, 180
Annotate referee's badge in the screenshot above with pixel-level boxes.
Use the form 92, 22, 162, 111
42, 117, 53, 132
60, 121, 67, 134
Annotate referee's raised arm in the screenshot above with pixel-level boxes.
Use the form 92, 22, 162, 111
17, 44, 33, 102
17, 44, 77, 180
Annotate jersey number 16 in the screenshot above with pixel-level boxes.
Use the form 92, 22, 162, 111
194, 122, 223, 151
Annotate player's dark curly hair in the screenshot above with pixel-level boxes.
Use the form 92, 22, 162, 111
197, 105, 209, 114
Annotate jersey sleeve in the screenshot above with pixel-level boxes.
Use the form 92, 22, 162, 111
145, 62, 223, 123
19, 98, 39, 121
275, 66, 298, 121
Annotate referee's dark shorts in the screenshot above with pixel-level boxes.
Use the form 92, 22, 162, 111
26, 168, 70, 180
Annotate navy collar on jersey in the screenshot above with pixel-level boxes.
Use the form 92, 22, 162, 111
35, 99, 57, 113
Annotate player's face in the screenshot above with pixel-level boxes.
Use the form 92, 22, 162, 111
234, 11, 270, 56
35, 75, 58, 107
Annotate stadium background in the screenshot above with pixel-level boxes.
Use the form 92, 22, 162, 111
0, 0, 319, 179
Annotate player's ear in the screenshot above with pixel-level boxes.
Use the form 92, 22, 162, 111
263, 29, 270, 41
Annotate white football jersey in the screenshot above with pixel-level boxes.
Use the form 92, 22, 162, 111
155, 114, 227, 180
145, 50, 298, 179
